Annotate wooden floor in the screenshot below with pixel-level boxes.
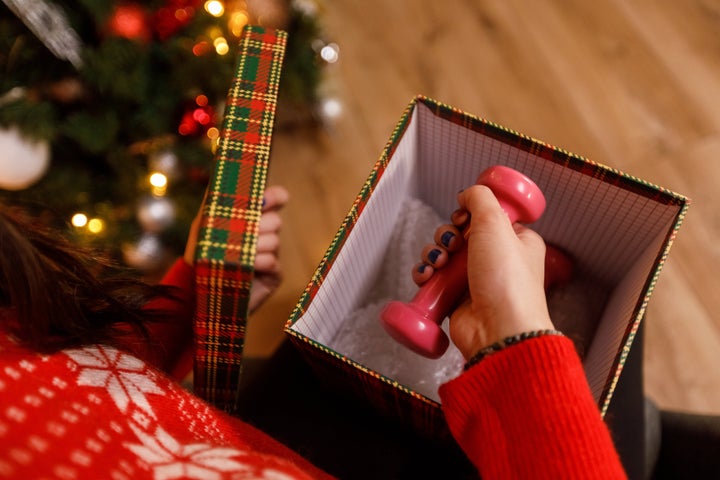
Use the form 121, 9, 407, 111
243, 0, 720, 416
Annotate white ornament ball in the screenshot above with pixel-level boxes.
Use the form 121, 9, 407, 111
0, 126, 50, 190
137, 195, 176, 232
122, 233, 168, 271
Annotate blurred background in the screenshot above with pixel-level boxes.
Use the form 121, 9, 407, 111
1, 0, 719, 417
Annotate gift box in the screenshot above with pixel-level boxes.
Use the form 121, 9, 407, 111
284, 95, 689, 439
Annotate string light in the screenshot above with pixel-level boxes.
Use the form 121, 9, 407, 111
204, 1, 224, 17
206, 127, 219, 141
71, 212, 104, 234
228, 11, 249, 37
206, 127, 220, 153
71, 213, 88, 227
87, 218, 105, 234
214, 36, 229, 55
149, 172, 168, 196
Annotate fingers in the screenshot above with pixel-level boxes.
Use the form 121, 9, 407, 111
254, 185, 287, 275
413, 184, 541, 288
434, 224, 463, 251
262, 185, 289, 212
412, 247, 446, 285
459, 185, 547, 277
256, 206, 282, 273
258, 210, 282, 234
254, 251, 281, 274
422, 244, 449, 267
411, 262, 434, 285
256, 229, 280, 253
457, 185, 514, 236
413, 185, 541, 285
450, 208, 469, 230
248, 184, 286, 311
412, 223, 464, 285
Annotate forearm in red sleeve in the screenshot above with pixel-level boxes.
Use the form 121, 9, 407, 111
439, 334, 627, 480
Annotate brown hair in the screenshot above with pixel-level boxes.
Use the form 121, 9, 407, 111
0, 206, 176, 353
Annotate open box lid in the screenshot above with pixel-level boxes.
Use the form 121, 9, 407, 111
193, 25, 287, 414
286, 96, 690, 417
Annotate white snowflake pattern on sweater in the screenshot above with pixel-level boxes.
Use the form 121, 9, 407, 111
125, 423, 253, 480
65, 346, 163, 417
0, 335, 317, 480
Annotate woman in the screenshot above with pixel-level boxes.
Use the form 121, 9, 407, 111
0, 184, 625, 479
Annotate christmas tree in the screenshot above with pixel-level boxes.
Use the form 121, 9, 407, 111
0, 0, 333, 272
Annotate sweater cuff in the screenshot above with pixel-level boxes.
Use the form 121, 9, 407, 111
440, 334, 588, 420
440, 335, 585, 435
439, 335, 626, 479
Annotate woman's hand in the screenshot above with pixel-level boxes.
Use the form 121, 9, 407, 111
183, 185, 289, 313
413, 185, 554, 360
248, 185, 289, 312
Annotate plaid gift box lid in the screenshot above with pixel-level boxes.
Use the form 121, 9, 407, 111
285, 95, 689, 438
193, 25, 287, 414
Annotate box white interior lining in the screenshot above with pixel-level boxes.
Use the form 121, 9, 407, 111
291, 112, 419, 345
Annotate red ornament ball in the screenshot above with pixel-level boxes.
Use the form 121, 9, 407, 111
106, 3, 152, 42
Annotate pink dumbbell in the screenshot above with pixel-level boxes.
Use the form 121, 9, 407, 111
380, 165, 572, 359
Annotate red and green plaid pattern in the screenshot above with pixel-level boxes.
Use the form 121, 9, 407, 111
194, 25, 287, 414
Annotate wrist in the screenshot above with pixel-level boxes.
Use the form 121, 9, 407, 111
491, 311, 555, 343
463, 329, 564, 371
462, 307, 554, 358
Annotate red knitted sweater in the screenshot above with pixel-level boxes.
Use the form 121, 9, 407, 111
0, 260, 626, 479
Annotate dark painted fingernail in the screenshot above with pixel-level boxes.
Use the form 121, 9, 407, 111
440, 231, 455, 248
428, 248, 441, 264
417, 263, 427, 273
262, 197, 267, 207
